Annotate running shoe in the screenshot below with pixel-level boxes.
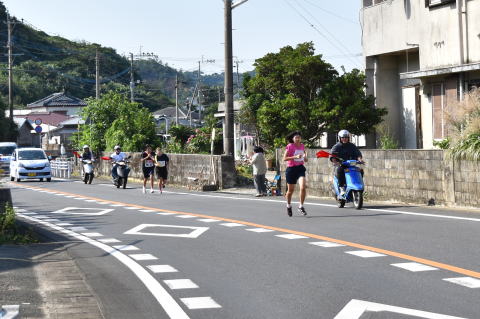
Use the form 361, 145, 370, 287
142, 187, 146, 194
298, 207, 307, 216
287, 206, 293, 217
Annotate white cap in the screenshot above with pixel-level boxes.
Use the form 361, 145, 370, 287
83, 145, 89, 149
114, 145, 121, 150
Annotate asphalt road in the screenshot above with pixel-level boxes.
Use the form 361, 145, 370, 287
8, 178, 480, 319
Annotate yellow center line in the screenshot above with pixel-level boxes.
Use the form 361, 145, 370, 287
15, 183, 480, 279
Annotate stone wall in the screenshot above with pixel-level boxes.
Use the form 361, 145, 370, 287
74, 153, 236, 190
276, 149, 480, 208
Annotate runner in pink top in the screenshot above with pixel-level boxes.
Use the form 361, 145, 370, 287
282, 131, 308, 217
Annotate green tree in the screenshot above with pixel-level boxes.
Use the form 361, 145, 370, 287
0, 98, 18, 141
242, 42, 386, 147
75, 91, 158, 152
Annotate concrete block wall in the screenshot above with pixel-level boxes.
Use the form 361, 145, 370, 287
74, 153, 235, 189
276, 149, 480, 208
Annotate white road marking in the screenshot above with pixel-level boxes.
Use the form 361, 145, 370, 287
309, 241, 345, 248
443, 277, 480, 288
84, 199, 97, 202
197, 218, 219, 223
391, 262, 438, 272
69, 227, 88, 232
64, 195, 76, 198
147, 265, 178, 273
157, 212, 176, 216
334, 299, 466, 319
246, 228, 274, 233
180, 297, 221, 310
125, 207, 141, 210
81, 232, 104, 238
97, 202, 110, 205
160, 190, 480, 223
74, 197, 85, 200
113, 245, 140, 251
110, 204, 123, 207
43, 219, 61, 222
17, 213, 190, 319
345, 250, 386, 258
1, 304, 20, 319
21, 212, 37, 215
176, 215, 197, 219
33, 215, 49, 219
98, 238, 121, 243
220, 223, 245, 227
56, 223, 73, 226
54, 193, 64, 196
140, 209, 156, 212
50, 207, 113, 216
275, 234, 308, 239
124, 224, 209, 239
164, 279, 199, 290
129, 254, 158, 261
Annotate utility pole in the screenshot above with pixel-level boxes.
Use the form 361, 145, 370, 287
7, 14, 14, 118
129, 53, 134, 102
198, 61, 202, 124
175, 74, 179, 125
95, 50, 100, 99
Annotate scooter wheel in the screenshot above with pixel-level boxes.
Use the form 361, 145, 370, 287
353, 190, 363, 210
337, 199, 346, 208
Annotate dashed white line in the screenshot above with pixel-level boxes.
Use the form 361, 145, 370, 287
345, 250, 386, 258
140, 209, 156, 213
81, 232, 104, 238
98, 238, 121, 243
157, 212, 176, 216
197, 219, 219, 223
309, 241, 345, 248
56, 223, 73, 226
164, 279, 199, 290
113, 245, 140, 251
147, 265, 178, 273
176, 215, 197, 219
97, 202, 110, 205
110, 204, 123, 207
125, 207, 141, 210
84, 199, 97, 202
33, 215, 49, 219
43, 219, 61, 222
443, 277, 480, 288
220, 223, 245, 227
246, 228, 274, 233
21, 212, 37, 215
275, 234, 308, 239
129, 254, 158, 261
180, 297, 221, 309
69, 227, 88, 232
391, 262, 438, 272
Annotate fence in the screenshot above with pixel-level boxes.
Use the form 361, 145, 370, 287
50, 159, 72, 179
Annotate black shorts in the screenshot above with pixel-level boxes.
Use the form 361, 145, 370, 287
285, 165, 306, 184
143, 167, 154, 178
155, 167, 168, 180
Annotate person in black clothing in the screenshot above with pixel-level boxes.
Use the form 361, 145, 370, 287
81, 145, 93, 160
154, 147, 169, 193
330, 130, 363, 194
141, 145, 156, 193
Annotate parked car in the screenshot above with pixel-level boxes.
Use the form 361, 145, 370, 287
9, 148, 51, 182
0, 142, 17, 177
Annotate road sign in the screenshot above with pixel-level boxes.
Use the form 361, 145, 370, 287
34, 118, 42, 125
34, 126, 42, 133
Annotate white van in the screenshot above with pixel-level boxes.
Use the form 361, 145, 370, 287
9, 148, 52, 182
0, 142, 17, 177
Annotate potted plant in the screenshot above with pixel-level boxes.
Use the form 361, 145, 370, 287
265, 148, 275, 170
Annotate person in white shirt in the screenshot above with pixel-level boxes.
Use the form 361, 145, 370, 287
250, 146, 268, 197
110, 145, 128, 180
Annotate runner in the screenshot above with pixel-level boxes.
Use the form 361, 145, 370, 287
282, 131, 308, 217
154, 147, 169, 193
141, 145, 155, 194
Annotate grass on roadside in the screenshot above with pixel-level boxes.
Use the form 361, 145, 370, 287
0, 204, 38, 244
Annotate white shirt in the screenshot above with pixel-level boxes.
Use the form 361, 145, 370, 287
111, 152, 127, 163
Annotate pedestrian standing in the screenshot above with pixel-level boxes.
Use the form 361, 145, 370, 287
141, 145, 155, 194
282, 131, 308, 217
154, 147, 169, 193
250, 146, 267, 197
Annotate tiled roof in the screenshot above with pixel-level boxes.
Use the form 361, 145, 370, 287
17, 112, 70, 126
27, 92, 87, 108
153, 106, 187, 118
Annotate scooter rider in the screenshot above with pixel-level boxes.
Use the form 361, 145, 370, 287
81, 145, 93, 161
110, 145, 128, 181
330, 130, 363, 195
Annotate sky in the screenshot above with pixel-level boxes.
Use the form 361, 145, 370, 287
3, 0, 363, 75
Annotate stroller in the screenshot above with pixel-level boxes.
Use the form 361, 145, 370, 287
265, 174, 281, 196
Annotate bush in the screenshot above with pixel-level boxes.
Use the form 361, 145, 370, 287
0, 204, 38, 244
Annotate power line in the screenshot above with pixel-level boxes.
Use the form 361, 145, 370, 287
301, 0, 358, 25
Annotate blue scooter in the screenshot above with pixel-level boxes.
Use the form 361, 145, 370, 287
332, 160, 364, 209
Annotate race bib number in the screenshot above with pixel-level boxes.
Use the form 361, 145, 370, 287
293, 150, 304, 162
157, 161, 166, 167
145, 160, 154, 167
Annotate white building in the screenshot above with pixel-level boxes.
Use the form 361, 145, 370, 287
27, 92, 87, 116
361, 0, 480, 148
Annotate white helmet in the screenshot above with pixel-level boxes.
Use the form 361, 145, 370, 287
83, 145, 89, 149
338, 129, 350, 139
114, 145, 121, 150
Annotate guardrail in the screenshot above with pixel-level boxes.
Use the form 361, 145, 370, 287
50, 159, 72, 179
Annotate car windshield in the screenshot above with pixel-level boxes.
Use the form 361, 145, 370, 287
18, 150, 47, 160
0, 146, 16, 156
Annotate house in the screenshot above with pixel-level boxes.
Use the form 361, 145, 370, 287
12, 118, 40, 147
153, 106, 201, 133
27, 91, 87, 116
361, 0, 480, 149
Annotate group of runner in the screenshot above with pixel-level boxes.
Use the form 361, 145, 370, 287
140, 145, 169, 194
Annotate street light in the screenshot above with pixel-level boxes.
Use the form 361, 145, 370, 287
224, 0, 249, 157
